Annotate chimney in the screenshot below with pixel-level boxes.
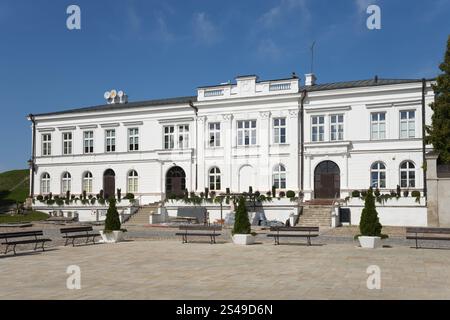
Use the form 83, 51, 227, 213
305, 73, 317, 86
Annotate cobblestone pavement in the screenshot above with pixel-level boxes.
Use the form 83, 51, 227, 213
1, 239, 450, 300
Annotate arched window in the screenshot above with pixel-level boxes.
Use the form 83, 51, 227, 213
41, 173, 50, 194
62, 172, 72, 193
83, 172, 93, 193
370, 162, 386, 188
209, 167, 221, 191
273, 164, 286, 189
400, 161, 415, 188
127, 170, 139, 193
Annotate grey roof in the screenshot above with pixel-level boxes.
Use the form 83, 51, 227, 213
33, 96, 197, 117
32, 77, 431, 118
301, 78, 425, 92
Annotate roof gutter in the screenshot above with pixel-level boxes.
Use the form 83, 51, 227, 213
189, 100, 198, 192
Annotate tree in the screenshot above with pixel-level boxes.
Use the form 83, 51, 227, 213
358, 188, 383, 237
232, 197, 251, 235
104, 197, 121, 232
426, 35, 450, 163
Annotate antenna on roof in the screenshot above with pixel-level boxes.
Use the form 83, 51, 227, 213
310, 41, 316, 74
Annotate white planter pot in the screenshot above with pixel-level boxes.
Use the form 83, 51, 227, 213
232, 234, 255, 245
358, 236, 381, 249
99, 230, 124, 243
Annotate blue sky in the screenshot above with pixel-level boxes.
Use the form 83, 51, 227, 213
0, 0, 449, 171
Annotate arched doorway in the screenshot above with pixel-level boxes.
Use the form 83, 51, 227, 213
166, 166, 186, 197
239, 165, 255, 193
314, 161, 340, 199
103, 169, 116, 199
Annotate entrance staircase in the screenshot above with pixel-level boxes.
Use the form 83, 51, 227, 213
124, 202, 161, 225
297, 199, 335, 228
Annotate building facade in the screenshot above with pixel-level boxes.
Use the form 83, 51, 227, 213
28, 74, 435, 209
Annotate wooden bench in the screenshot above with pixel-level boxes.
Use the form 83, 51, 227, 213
60, 226, 100, 246
0, 231, 52, 255
406, 227, 450, 249
267, 226, 319, 246
175, 225, 222, 244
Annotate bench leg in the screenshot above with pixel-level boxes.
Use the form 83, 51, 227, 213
72, 238, 76, 247
4, 244, 9, 255
41, 242, 46, 252
13, 244, 17, 255
34, 242, 39, 251
64, 237, 69, 246
307, 236, 311, 246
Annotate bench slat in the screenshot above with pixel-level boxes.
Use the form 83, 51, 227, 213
406, 227, 450, 234
2, 239, 52, 245
178, 225, 222, 231
267, 234, 318, 238
175, 233, 221, 237
270, 226, 319, 232
0, 231, 44, 239
60, 227, 94, 233
406, 236, 450, 241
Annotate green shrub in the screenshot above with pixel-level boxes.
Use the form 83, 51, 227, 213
117, 189, 121, 202
98, 198, 106, 205
272, 185, 276, 197
56, 198, 64, 206
90, 197, 96, 205
249, 186, 253, 194
396, 185, 401, 198
411, 191, 421, 203
286, 190, 295, 198
104, 198, 121, 232
266, 191, 272, 197
279, 191, 286, 198
352, 190, 360, 197
36, 195, 44, 201
403, 190, 409, 197
232, 197, 251, 235
358, 188, 387, 238
205, 188, 209, 199
125, 193, 135, 200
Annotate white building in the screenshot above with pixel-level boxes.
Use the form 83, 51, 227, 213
28, 73, 435, 225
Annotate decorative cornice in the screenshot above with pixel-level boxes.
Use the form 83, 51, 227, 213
288, 109, 299, 118
222, 114, 233, 121
57, 126, 76, 131
123, 121, 143, 127
100, 123, 120, 128
259, 111, 271, 119
78, 125, 98, 129
158, 117, 194, 124
197, 116, 206, 123
37, 128, 55, 132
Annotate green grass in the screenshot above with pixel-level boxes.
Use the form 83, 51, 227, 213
0, 169, 29, 206
0, 211, 49, 224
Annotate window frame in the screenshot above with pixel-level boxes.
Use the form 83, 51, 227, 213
208, 122, 221, 148
209, 167, 221, 191
83, 131, 94, 154
41, 173, 51, 194
42, 133, 52, 156
399, 110, 416, 139
400, 161, 416, 188
105, 129, 116, 153
61, 172, 72, 194
127, 170, 139, 193
273, 117, 287, 144
370, 112, 386, 140
330, 114, 344, 141
311, 115, 325, 142
62, 132, 73, 155
272, 164, 287, 190
370, 162, 386, 189
82, 172, 93, 193
128, 128, 139, 151
237, 120, 257, 146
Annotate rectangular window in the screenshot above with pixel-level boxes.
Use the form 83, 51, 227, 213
400, 110, 415, 139
128, 128, 139, 151
178, 125, 189, 149
237, 120, 257, 146
164, 126, 175, 149
273, 118, 286, 144
83, 131, 94, 154
330, 114, 344, 141
311, 116, 325, 142
42, 134, 52, 156
371, 112, 386, 140
209, 123, 221, 147
105, 129, 116, 152
62, 132, 73, 155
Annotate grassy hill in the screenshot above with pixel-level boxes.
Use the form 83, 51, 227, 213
0, 169, 29, 206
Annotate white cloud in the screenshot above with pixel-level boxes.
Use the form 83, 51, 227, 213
192, 12, 220, 45
259, 0, 311, 28
354, 0, 374, 13
127, 5, 142, 31
256, 38, 282, 60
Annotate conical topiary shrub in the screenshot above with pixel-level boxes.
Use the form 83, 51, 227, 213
104, 197, 121, 232
358, 188, 387, 238
232, 197, 251, 235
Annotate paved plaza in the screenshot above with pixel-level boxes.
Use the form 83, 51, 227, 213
1, 238, 450, 300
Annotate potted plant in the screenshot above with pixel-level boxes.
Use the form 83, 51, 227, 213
99, 198, 125, 243
231, 197, 255, 245
356, 188, 388, 248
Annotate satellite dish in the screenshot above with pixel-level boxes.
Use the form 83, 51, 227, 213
118, 90, 124, 98
110, 90, 117, 98
104, 91, 111, 99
